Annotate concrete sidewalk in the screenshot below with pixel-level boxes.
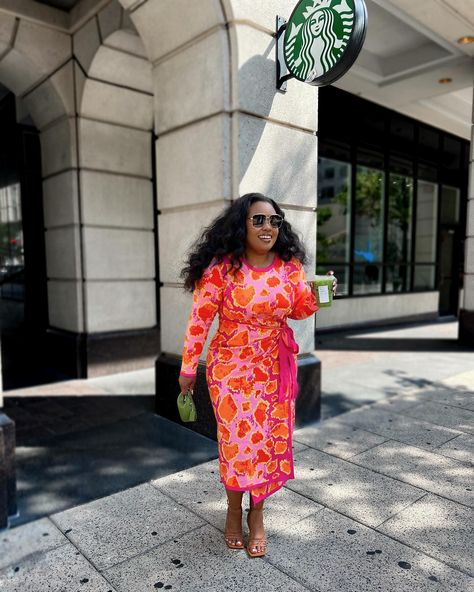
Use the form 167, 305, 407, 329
316, 318, 474, 418
1, 384, 473, 592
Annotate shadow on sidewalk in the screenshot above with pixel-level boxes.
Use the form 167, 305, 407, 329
3, 395, 218, 526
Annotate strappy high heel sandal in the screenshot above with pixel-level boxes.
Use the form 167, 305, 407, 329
246, 506, 267, 558
224, 505, 244, 549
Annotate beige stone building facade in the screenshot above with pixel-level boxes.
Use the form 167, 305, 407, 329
0, 0, 472, 393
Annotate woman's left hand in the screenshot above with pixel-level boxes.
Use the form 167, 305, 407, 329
326, 270, 337, 297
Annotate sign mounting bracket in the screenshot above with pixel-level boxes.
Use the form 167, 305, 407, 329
276, 16, 293, 92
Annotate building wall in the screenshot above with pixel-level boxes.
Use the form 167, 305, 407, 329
0, 0, 320, 382
316, 292, 439, 331
0, 3, 154, 338
316, 86, 470, 330
125, 0, 319, 358
73, 6, 155, 335
2, 0, 467, 386
459, 84, 474, 343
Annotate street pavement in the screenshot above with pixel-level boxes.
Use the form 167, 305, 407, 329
1, 319, 473, 591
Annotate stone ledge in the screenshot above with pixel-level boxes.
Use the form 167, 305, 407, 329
459, 309, 474, 345
155, 352, 321, 440
0, 413, 17, 529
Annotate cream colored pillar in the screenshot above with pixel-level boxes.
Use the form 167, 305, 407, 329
228, 1, 320, 425
120, 0, 320, 433
459, 83, 474, 344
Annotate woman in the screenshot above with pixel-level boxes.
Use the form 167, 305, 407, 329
178, 193, 335, 558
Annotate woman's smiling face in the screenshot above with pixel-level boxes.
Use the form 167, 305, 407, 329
245, 201, 279, 256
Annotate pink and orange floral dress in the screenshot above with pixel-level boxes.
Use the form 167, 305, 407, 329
180, 254, 319, 504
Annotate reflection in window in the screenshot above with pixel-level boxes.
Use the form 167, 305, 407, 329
353, 166, 384, 294
386, 263, 410, 293
414, 180, 438, 290
386, 174, 413, 292
440, 185, 460, 224
317, 158, 351, 295
0, 182, 24, 300
414, 265, 437, 291
354, 166, 384, 262
354, 264, 381, 295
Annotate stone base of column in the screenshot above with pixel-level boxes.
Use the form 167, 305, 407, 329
0, 413, 17, 529
155, 353, 321, 441
295, 353, 322, 426
45, 326, 160, 380
458, 309, 474, 345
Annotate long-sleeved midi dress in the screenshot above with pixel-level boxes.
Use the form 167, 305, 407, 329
180, 253, 319, 504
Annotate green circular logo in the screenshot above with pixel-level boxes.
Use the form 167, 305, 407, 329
284, 0, 367, 86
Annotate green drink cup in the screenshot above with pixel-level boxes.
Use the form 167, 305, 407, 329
311, 275, 336, 308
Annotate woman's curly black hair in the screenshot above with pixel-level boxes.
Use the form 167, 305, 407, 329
181, 193, 307, 292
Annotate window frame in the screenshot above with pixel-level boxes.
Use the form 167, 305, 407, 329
317, 88, 469, 299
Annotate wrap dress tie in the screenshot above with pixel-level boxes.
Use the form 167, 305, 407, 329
278, 323, 300, 403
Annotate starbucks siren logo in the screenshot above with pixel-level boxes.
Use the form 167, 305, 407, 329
284, 0, 356, 84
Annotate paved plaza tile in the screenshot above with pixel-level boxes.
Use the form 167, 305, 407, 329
335, 406, 463, 451
0, 543, 117, 592
434, 432, 474, 464
50, 483, 205, 570
408, 389, 474, 411
293, 417, 388, 459
266, 507, 474, 592
286, 447, 426, 527
0, 517, 67, 570
351, 440, 474, 508
402, 401, 474, 435
377, 493, 474, 576
104, 523, 309, 592
151, 459, 324, 537
368, 391, 425, 413
1, 343, 473, 592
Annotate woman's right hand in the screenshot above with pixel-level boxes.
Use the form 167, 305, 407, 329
179, 374, 196, 395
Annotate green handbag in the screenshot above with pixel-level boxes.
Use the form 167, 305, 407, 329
177, 390, 197, 422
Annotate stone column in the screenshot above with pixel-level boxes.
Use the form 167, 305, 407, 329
459, 84, 474, 344
130, 1, 233, 439
229, 4, 319, 426
150, 0, 320, 437
45, 4, 158, 378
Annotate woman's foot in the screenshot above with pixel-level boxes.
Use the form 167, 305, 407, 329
246, 505, 267, 557
224, 505, 244, 549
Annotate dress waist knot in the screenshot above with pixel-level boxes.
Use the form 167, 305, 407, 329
218, 315, 299, 402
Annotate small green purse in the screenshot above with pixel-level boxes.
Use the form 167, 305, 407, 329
177, 390, 197, 422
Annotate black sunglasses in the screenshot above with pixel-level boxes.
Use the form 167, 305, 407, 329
248, 214, 284, 228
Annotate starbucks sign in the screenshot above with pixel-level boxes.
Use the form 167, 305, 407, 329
280, 0, 367, 87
